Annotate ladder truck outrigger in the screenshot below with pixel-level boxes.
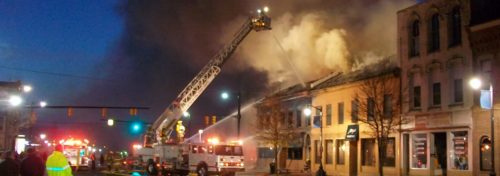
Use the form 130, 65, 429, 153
141, 7, 271, 176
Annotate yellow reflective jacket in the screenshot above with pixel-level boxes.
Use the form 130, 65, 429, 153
46, 151, 73, 176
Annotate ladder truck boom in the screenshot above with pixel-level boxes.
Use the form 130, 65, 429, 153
148, 10, 271, 144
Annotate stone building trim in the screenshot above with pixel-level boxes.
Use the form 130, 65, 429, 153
425, 59, 444, 72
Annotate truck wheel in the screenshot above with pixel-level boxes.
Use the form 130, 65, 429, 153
196, 163, 208, 176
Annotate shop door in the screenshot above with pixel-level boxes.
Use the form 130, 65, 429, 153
403, 134, 409, 176
349, 141, 358, 176
432, 132, 447, 176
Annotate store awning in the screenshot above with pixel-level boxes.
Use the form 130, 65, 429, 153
345, 125, 359, 141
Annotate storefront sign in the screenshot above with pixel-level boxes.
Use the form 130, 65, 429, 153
345, 125, 359, 141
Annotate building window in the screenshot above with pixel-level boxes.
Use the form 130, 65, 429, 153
480, 136, 492, 171
296, 110, 302, 127
413, 86, 421, 108
454, 79, 463, 103
367, 97, 375, 121
383, 138, 396, 167
351, 100, 359, 123
383, 94, 392, 118
412, 133, 428, 169
315, 140, 321, 164
428, 13, 440, 52
288, 111, 294, 127
325, 140, 333, 164
287, 147, 303, 160
338, 102, 344, 124
258, 147, 274, 158
362, 138, 375, 166
336, 139, 345, 165
451, 131, 468, 170
432, 82, 441, 106
326, 104, 332, 126
449, 7, 461, 47
410, 20, 420, 57
306, 113, 311, 127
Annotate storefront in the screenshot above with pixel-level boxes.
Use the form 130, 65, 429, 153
402, 128, 472, 176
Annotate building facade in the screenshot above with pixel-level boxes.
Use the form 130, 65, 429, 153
308, 65, 401, 176
0, 81, 23, 151
469, 0, 500, 175
397, 0, 475, 175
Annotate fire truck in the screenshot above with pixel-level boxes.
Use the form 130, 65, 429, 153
140, 6, 271, 176
59, 138, 91, 170
154, 139, 244, 175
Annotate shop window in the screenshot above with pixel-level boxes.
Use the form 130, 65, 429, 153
362, 138, 376, 166
287, 147, 303, 160
315, 140, 321, 164
326, 104, 332, 126
451, 131, 468, 170
336, 139, 345, 165
412, 133, 427, 168
325, 140, 333, 164
428, 13, 440, 52
258, 147, 274, 158
338, 102, 344, 124
409, 20, 420, 57
351, 100, 359, 123
480, 136, 492, 171
383, 138, 396, 167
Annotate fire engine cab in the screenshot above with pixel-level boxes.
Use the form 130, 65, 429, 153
59, 138, 91, 170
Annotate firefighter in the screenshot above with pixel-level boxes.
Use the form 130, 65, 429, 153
45, 144, 72, 176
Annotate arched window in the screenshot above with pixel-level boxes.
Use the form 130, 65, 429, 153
428, 13, 440, 52
480, 136, 492, 171
449, 7, 462, 46
409, 20, 420, 57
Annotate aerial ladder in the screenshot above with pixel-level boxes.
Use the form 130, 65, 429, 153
145, 7, 271, 146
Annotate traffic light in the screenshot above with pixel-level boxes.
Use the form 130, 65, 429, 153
130, 121, 143, 133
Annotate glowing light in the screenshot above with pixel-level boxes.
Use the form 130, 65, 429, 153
23, 85, 32, 93
40, 134, 46, 140
40, 101, 47, 108
263, 6, 269, 13
469, 77, 482, 90
133, 144, 143, 150
183, 111, 190, 117
208, 137, 220, 145
9, 95, 23, 106
257, 9, 262, 14
221, 92, 229, 100
107, 119, 114, 126
303, 108, 312, 116
485, 144, 490, 150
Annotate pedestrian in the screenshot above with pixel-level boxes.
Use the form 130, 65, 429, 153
0, 150, 21, 176
146, 158, 158, 176
99, 153, 104, 167
90, 153, 96, 171
20, 147, 45, 176
46, 144, 73, 176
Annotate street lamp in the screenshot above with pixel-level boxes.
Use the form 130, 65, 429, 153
40, 133, 46, 140
107, 119, 114, 126
22, 85, 32, 93
39, 101, 47, 108
469, 77, 496, 176
303, 105, 326, 176
221, 91, 242, 138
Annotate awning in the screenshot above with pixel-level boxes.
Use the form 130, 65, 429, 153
345, 125, 359, 141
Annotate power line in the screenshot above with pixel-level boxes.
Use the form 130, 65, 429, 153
0, 64, 116, 82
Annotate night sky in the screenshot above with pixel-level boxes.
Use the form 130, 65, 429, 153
0, 0, 416, 150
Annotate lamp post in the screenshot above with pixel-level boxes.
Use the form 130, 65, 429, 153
303, 105, 326, 176
469, 77, 496, 176
221, 91, 242, 138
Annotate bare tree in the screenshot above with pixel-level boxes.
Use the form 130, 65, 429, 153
255, 100, 300, 175
353, 70, 406, 176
